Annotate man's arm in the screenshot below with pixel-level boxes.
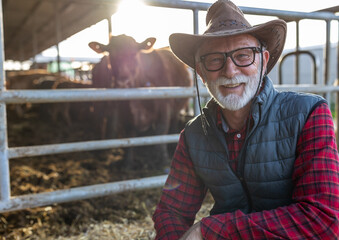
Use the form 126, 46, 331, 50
199, 102, 339, 239
152, 131, 207, 239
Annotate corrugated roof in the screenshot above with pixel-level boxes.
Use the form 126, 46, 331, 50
2, 0, 118, 61
2, 0, 338, 61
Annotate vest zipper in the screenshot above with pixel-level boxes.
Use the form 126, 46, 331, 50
236, 102, 262, 212
236, 142, 253, 212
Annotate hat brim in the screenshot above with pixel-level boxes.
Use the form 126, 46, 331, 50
169, 19, 286, 74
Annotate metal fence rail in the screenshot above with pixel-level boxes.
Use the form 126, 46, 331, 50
0, 0, 338, 213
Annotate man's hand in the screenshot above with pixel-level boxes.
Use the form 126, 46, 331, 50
179, 222, 203, 240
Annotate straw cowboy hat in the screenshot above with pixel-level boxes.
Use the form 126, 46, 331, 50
169, 0, 287, 73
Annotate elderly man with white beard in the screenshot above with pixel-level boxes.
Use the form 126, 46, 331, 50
152, 0, 339, 239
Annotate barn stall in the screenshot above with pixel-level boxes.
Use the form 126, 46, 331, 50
0, 0, 208, 238
1, 0, 339, 239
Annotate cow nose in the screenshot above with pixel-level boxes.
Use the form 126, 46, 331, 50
116, 78, 133, 88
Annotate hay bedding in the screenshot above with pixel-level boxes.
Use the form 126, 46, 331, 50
1, 105, 213, 239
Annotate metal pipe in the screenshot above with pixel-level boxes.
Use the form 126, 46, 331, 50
1, 85, 339, 104
337, 21, 339, 146
8, 134, 180, 159
32, 13, 38, 64
240, 6, 339, 21
279, 51, 318, 85
0, 104, 9, 202
325, 20, 332, 104
110, 0, 339, 20
125, 0, 339, 21
296, 21, 300, 84
107, 16, 112, 37
0, 87, 200, 103
0, 174, 168, 213
193, 8, 200, 116
54, 1, 61, 73
0, 0, 10, 202
65, 0, 339, 21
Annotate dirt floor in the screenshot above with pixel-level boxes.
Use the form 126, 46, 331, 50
0, 103, 213, 239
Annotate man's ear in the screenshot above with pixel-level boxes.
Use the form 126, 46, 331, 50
262, 50, 270, 73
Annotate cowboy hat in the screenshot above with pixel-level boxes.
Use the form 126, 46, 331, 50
169, 0, 287, 73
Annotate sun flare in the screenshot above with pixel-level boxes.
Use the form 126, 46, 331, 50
112, 0, 152, 42
111, 0, 193, 49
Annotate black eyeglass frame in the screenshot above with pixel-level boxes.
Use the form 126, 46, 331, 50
199, 46, 262, 72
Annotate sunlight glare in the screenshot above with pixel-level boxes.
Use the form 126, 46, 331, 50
117, 0, 146, 14
113, 0, 157, 45
112, 0, 193, 48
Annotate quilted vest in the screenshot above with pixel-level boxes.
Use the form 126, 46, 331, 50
184, 77, 325, 215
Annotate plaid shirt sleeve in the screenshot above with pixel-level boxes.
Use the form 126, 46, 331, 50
152, 130, 208, 239
200, 102, 339, 239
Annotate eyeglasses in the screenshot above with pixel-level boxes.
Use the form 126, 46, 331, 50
200, 47, 262, 72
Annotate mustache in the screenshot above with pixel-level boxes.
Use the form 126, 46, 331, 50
215, 75, 249, 85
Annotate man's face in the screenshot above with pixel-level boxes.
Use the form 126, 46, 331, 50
196, 34, 269, 111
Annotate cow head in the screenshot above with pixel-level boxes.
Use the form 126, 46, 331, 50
89, 35, 156, 88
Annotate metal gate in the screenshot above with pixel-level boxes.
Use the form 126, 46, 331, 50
0, 0, 338, 213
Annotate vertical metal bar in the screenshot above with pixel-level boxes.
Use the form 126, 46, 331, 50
336, 20, 339, 147
55, 1, 61, 73
325, 20, 331, 105
32, 11, 38, 66
193, 8, 200, 116
295, 20, 300, 84
107, 16, 112, 38
0, 0, 11, 202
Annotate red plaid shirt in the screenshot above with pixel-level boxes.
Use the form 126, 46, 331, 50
153, 102, 339, 239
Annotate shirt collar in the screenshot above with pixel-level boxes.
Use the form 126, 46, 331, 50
216, 104, 254, 134
216, 105, 229, 132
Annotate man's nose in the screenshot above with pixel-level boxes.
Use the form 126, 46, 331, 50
221, 57, 238, 79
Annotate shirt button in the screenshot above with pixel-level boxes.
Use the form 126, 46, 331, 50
236, 134, 241, 138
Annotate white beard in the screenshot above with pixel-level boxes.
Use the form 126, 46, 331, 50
205, 71, 261, 111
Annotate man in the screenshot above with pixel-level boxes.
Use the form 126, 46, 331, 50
153, 0, 339, 239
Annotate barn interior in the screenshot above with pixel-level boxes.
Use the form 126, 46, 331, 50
1, 0, 339, 239
1, 0, 198, 238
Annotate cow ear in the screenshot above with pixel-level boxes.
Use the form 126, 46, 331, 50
88, 42, 107, 54
139, 37, 156, 50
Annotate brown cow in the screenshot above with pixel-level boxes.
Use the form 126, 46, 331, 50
7, 71, 92, 126
6, 70, 68, 118
89, 35, 192, 167
89, 55, 121, 140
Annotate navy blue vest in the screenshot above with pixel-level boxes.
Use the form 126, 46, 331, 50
184, 77, 325, 214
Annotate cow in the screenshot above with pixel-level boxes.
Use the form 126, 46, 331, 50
6, 70, 68, 118
89, 55, 121, 140
89, 34, 192, 168
6, 70, 92, 127
50, 80, 92, 127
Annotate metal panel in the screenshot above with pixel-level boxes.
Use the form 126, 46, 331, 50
8, 134, 180, 159
0, 175, 168, 213
0, 0, 338, 213
1, 85, 339, 104
0, 0, 10, 203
